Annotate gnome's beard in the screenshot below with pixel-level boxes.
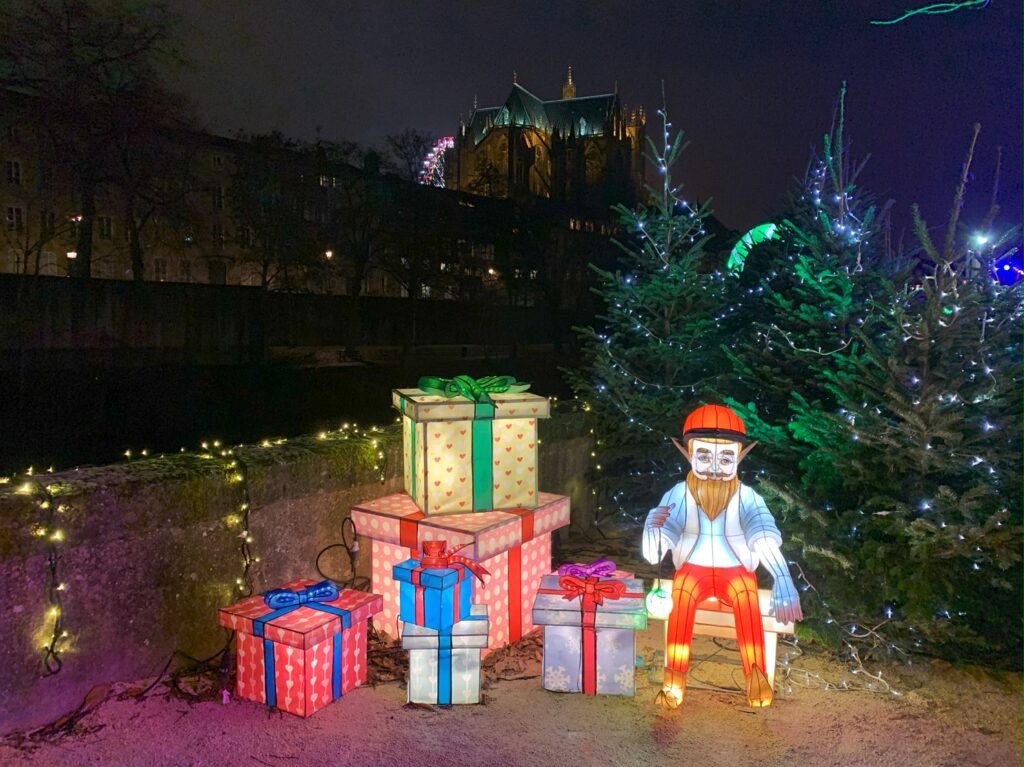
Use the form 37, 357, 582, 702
686, 472, 740, 520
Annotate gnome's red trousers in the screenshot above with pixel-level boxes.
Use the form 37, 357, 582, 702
664, 563, 766, 689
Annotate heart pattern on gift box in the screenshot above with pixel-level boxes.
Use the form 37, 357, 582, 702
424, 422, 473, 513
490, 418, 538, 509
403, 413, 539, 514
231, 593, 372, 717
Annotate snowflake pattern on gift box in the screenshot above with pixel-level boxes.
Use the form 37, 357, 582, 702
562, 633, 581, 655
603, 632, 623, 654
545, 665, 571, 692
613, 664, 634, 693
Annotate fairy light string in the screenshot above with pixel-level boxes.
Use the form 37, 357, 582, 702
14, 470, 71, 675
1, 419, 394, 683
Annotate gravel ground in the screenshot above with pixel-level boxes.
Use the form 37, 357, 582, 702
2, 624, 1019, 767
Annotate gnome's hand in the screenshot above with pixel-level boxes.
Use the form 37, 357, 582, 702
642, 504, 675, 565
753, 538, 804, 624
769, 576, 803, 625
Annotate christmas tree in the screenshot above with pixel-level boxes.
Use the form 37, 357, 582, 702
720, 84, 893, 485
565, 104, 727, 517
722, 103, 1022, 664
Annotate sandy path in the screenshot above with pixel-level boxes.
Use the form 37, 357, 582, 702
3, 626, 1019, 767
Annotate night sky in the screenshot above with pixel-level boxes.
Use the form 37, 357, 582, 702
168, 0, 1021, 232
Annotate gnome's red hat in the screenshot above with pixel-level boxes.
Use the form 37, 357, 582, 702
682, 404, 747, 444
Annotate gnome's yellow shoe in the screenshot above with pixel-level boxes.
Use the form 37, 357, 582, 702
746, 666, 774, 708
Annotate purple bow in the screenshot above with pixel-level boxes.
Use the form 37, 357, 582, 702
557, 558, 617, 579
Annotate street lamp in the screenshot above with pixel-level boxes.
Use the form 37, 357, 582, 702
324, 250, 333, 260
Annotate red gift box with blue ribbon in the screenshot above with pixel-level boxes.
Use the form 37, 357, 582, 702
219, 579, 382, 717
393, 540, 489, 631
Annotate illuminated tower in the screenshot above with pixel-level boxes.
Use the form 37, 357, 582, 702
562, 67, 577, 100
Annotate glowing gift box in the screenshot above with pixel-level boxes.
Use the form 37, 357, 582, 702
393, 376, 551, 515
352, 491, 569, 651
218, 579, 382, 717
532, 565, 647, 696
403, 605, 490, 705
393, 540, 488, 631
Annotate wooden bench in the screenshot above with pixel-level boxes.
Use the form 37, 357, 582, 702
651, 580, 795, 687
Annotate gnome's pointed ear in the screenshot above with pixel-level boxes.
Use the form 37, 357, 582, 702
671, 437, 691, 464
738, 441, 758, 463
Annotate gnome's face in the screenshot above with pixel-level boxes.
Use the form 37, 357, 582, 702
686, 438, 742, 481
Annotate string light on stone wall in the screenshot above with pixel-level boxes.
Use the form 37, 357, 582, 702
10, 471, 72, 674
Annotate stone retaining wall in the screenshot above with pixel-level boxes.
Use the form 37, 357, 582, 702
0, 413, 592, 733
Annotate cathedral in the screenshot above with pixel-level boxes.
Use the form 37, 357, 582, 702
447, 69, 646, 212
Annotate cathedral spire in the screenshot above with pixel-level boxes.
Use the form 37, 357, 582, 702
562, 65, 576, 99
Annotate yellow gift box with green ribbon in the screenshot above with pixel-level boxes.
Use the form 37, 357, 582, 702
393, 376, 551, 515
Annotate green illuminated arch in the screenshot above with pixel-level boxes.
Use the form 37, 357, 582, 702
727, 222, 779, 274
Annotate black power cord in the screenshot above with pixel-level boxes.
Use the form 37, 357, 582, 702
315, 516, 370, 591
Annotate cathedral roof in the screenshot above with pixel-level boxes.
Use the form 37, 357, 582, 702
467, 83, 618, 145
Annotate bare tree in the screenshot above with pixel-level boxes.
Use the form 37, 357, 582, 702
0, 0, 190, 277
322, 167, 387, 295
466, 158, 508, 198
0, 108, 78, 274
383, 128, 436, 182
228, 132, 319, 288
110, 89, 199, 280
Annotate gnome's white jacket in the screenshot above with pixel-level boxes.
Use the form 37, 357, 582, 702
642, 481, 783, 572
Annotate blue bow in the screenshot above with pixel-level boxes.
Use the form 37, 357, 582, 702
255, 579, 349, 709
262, 580, 339, 610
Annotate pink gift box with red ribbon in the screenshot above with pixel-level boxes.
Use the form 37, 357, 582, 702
352, 492, 569, 651
219, 579, 382, 717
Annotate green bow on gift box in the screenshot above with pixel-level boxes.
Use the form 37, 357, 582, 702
417, 375, 531, 405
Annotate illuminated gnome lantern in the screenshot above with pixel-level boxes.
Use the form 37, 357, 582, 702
642, 404, 803, 709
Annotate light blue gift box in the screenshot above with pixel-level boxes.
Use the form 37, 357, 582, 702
402, 605, 489, 705
532, 574, 647, 695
